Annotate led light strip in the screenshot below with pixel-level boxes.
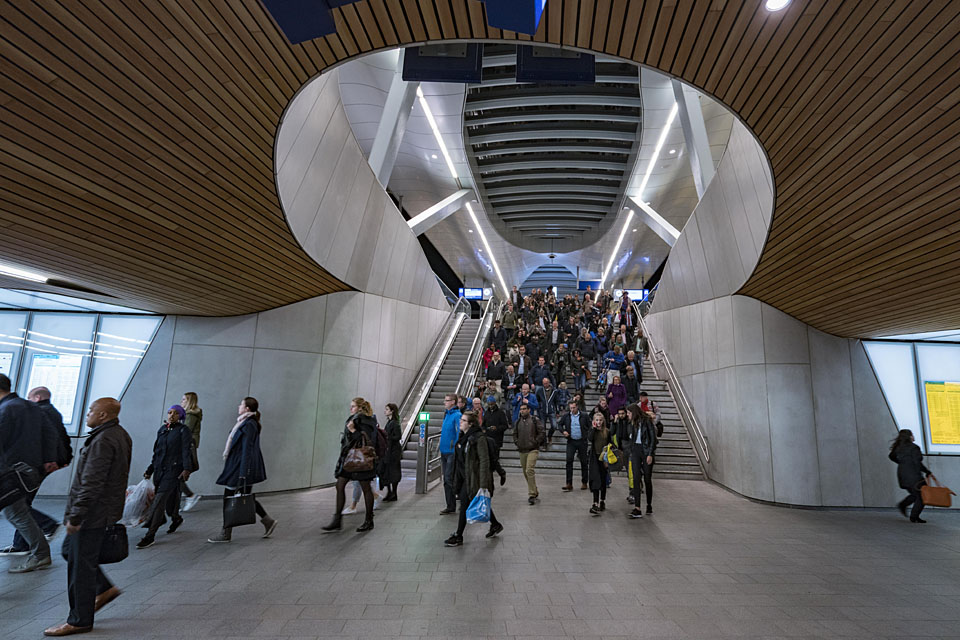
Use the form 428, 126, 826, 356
0, 262, 46, 283
600, 210, 635, 290
636, 102, 679, 198
465, 202, 508, 297
417, 86, 459, 181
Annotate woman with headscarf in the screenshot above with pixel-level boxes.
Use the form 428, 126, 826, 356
322, 397, 378, 533
207, 397, 277, 543
137, 405, 194, 549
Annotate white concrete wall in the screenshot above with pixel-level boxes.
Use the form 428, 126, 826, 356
276, 70, 448, 312
645, 121, 960, 507
116, 291, 446, 494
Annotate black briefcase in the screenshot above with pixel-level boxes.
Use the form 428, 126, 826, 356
99, 524, 129, 564
223, 482, 257, 528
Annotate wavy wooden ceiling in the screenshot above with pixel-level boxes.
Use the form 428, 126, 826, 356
1, 1, 958, 334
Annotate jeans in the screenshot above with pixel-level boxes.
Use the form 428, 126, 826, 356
631, 444, 654, 507
565, 438, 588, 486
543, 414, 557, 441
575, 373, 586, 391
63, 528, 113, 628
11, 492, 59, 551
519, 450, 539, 497
1, 496, 50, 561
441, 452, 456, 511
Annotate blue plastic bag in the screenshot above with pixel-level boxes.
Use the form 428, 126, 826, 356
465, 488, 491, 524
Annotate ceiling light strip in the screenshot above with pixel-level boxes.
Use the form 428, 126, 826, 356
465, 202, 508, 297
0, 262, 47, 283
600, 210, 635, 290
416, 87, 458, 180
636, 102, 679, 198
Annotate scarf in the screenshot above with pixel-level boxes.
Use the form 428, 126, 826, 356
224, 411, 255, 459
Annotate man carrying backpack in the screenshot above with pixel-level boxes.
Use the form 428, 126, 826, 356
0, 386, 72, 557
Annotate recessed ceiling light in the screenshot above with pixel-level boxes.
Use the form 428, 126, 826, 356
669, 149, 676, 154
632, 228, 637, 232
431, 154, 438, 159
765, 0, 790, 10
468, 229, 473, 233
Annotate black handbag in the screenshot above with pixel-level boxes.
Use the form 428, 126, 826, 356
99, 524, 129, 564
0, 462, 41, 510
223, 478, 257, 528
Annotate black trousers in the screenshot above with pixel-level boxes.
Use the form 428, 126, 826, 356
62, 528, 113, 628
144, 487, 180, 537
455, 493, 499, 536
222, 488, 267, 527
565, 438, 588, 485
899, 484, 925, 520
631, 444, 654, 507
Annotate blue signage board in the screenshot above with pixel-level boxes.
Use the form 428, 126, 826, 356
458, 287, 485, 300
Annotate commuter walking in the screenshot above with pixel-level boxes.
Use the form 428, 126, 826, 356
587, 412, 611, 515
438, 394, 461, 515
444, 411, 502, 546
1, 386, 71, 556
380, 403, 402, 502
43, 397, 130, 637
889, 429, 934, 523
180, 392, 203, 512
208, 397, 277, 542
559, 400, 590, 491
321, 397, 378, 533
606, 375, 627, 415
481, 396, 509, 486
514, 403, 544, 504
0, 374, 51, 573
627, 402, 658, 518
137, 405, 194, 549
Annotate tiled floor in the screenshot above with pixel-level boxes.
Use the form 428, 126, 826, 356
2, 475, 960, 639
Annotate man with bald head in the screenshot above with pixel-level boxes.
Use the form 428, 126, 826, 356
44, 397, 131, 637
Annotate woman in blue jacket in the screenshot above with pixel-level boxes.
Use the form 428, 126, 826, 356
207, 397, 277, 543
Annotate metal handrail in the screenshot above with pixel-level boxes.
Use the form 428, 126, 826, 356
398, 297, 469, 448
633, 301, 711, 465
456, 297, 505, 399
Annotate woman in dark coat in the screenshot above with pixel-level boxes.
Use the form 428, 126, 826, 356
207, 397, 277, 543
323, 397, 378, 533
444, 411, 502, 546
889, 429, 934, 523
379, 403, 402, 502
587, 412, 611, 516
138, 405, 194, 548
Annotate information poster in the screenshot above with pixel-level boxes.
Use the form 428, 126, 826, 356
0, 352, 12, 376
925, 381, 960, 445
27, 353, 83, 425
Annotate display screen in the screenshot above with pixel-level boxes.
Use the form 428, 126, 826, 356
458, 287, 485, 300
27, 353, 84, 425
925, 381, 960, 445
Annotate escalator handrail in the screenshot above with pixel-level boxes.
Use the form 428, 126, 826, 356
398, 297, 470, 448
632, 300, 711, 465
456, 298, 504, 399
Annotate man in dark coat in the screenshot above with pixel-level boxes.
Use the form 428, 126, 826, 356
489, 321, 507, 355
486, 351, 506, 390
137, 405, 194, 549
43, 397, 131, 637
482, 397, 510, 486
559, 400, 591, 492
0, 374, 51, 573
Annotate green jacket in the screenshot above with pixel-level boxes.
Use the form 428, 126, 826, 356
183, 408, 202, 448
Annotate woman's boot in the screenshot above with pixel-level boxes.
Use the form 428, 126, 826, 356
207, 528, 232, 543
356, 519, 374, 532
321, 516, 342, 533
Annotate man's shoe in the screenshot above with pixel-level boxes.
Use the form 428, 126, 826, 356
207, 529, 231, 543
485, 522, 504, 538
356, 520, 374, 533
321, 518, 342, 533
8, 555, 52, 573
182, 494, 201, 512
499, 471, 507, 486
561, 484, 573, 492
167, 516, 184, 534
262, 517, 278, 538
443, 534, 463, 547
136, 537, 155, 550
44, 524, 61, 540
94, 586, 121, 612
581, 483, 588, 490
528, 496, 536, 505
589, 504, 600, 516
0, 545, 29, 556
43, 623, 93, 636
439, 508, 456, 515
629, 508, 644, 519
646, 504, 653, 515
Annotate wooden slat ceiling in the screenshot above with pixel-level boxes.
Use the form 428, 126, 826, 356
1, 1, 958, 335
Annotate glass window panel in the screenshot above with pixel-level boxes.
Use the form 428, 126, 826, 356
0, 311, 28, 381
863, 341, 923, 452
18, 313, 96, 434
916, 343, 960, 455
86, 316, 161, 426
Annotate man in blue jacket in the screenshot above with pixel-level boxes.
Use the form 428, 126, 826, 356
511, 384, 540, 423
559, 399, 591, 491
438, 394, 461, 515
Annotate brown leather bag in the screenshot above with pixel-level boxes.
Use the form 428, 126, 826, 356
921, 477, 956, 507
342, 433, 376, 473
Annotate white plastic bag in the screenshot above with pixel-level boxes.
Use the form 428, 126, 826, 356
120, 478, 155, 526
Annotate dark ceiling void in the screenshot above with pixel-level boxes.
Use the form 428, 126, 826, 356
463, 44, 642, 254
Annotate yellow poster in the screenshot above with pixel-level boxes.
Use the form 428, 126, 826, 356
925, 381, 960, 445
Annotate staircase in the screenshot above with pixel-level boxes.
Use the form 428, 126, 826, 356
401, 318, 481, 474
499, 357, 704, 480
